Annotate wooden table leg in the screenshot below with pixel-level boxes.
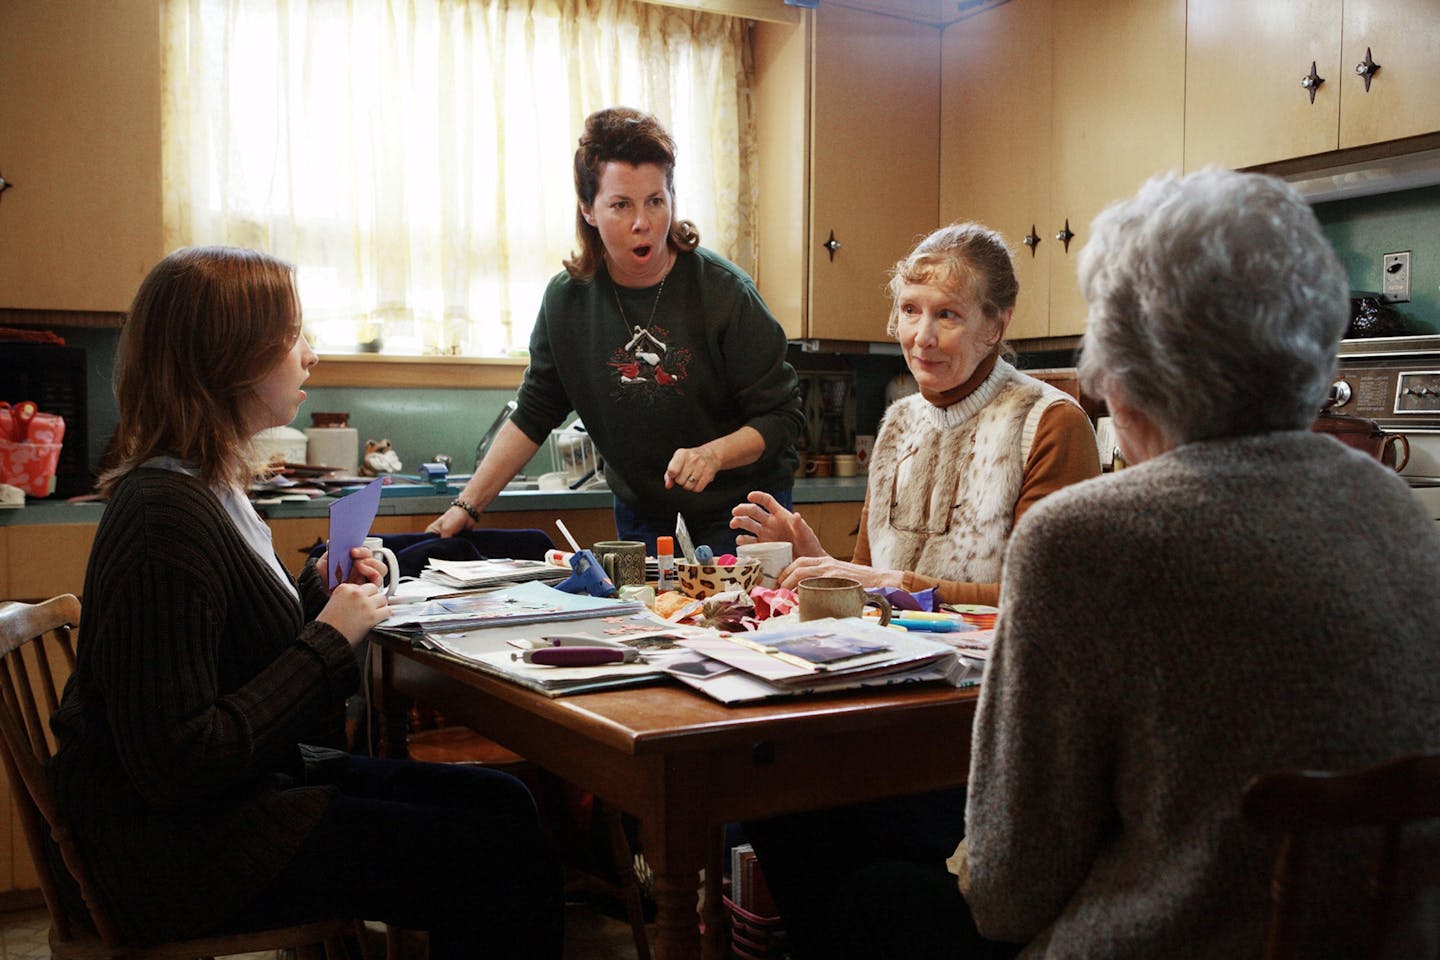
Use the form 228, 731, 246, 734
651, 867, 703, 960
373, 644, 412, 759
702, 825, 727, 958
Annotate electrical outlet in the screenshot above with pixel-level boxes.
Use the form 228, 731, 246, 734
1382, 251, 1411, 303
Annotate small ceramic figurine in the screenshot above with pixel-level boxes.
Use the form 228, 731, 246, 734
361, 438, 403, 476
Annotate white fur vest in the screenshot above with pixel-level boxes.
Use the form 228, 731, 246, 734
867, 360, 1072, 584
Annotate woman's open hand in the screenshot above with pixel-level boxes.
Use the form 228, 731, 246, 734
730, 491, 824, 556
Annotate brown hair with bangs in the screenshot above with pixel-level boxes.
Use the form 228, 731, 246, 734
885, 222, 1019, 341
98, 246, 302, 496
562, 106, 700, 281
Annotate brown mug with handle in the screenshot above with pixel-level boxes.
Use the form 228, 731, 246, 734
797, 576, 892, 624
1312, 412, 1410, 472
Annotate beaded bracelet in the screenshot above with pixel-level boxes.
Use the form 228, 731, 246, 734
449, 498, 481, 522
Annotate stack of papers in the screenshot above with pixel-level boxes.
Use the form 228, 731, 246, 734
409, 609, 700, 697
419, 557, 568, 589
667, 617, 969, 704
375, 580, 643, 638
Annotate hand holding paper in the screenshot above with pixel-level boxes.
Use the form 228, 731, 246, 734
326, 477, 385, 588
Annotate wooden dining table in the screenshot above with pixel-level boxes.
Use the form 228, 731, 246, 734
371, 634, 980, 960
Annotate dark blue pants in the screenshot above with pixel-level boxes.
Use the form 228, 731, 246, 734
614, 489, 793, 557
236, 755, 563, 960
742, 787, 1018, 960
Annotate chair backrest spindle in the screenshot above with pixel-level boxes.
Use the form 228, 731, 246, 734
1243, 753, 1440, 960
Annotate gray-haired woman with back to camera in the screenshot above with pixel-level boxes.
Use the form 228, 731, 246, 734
936, 169, 1440, 959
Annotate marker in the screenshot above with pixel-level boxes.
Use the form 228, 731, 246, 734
514, 647, 639, 666
867, 609, 965, 622
888, 617, 959, 632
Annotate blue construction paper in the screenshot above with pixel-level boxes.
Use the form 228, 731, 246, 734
326, 476, 384, 587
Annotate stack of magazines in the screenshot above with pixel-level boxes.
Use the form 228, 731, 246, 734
375, 580, 642, 637
667, 617, 970, 704
418, 557, 568, 590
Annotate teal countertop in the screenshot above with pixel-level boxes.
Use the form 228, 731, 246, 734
0, 477, 868, 526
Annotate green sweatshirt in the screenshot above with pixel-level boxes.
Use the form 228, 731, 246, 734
513, 246, 803, 517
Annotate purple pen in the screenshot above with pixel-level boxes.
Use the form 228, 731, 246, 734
517, 647, 639, 666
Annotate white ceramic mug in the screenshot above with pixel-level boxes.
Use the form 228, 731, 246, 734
362, 537, 401, 597
737, 541, 793, 588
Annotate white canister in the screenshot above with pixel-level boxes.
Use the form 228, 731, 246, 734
736, 541, 793, 588
306, 426, 360, 473
252, 426, 308, 465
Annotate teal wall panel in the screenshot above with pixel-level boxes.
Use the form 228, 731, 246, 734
1315, 184, 1440, 334
299, 386, 559, 477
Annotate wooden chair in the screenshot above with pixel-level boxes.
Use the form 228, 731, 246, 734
1242, 752, 1440, 960
0, 595, 360, 960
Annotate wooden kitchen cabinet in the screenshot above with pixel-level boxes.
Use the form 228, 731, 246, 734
1338, 0, 1440, 150
0, 0, 165, 311
939, 0, 1054, 341
939, 0, 1184, 339
1046, 0, 1185, 335
1186, 0, 1440, 172
803, 499, 863, 560
753, 5, 940, 342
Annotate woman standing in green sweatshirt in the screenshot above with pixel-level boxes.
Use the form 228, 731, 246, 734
430, 106, 804, 554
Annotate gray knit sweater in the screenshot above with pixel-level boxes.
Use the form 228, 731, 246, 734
963, 431, 1440, 958
47, 468, 361, 943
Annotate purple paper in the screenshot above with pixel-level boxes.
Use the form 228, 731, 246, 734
867, 586, 937, 612
326, 477, 385, 587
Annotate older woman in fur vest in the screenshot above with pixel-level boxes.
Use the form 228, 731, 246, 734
731, 222, 1099, 607
730, 224, 1100, 960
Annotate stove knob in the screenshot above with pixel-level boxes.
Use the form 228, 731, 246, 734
1328, 380, 1352, 407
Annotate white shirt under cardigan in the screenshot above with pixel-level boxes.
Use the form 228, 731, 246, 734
143, 456, 298, 602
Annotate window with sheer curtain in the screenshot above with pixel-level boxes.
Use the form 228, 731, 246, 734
161, 0, 757, 357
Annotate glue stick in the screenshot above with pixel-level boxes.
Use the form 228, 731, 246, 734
656, 535, 676, 592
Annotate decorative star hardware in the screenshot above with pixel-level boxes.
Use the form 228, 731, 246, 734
1301, 60, 1325, 104
1355, 47, 1380, 92
1022, 225, 1041, 256
823, 230, 841, 262
1056, 219, 1075, 253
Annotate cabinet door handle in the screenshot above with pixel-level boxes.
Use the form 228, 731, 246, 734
1022, 225, 1041, 256
1301, 60, 1325, 103
1056, 219, 1075, 252
823, 230, 841, 262
1355, 47, 1381, 92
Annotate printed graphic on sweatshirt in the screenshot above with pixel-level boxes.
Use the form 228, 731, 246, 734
607, 324, 690, 400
